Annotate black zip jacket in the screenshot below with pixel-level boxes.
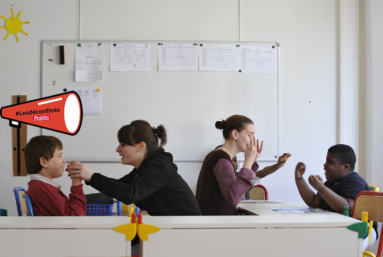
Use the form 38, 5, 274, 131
87, 148, 201, 216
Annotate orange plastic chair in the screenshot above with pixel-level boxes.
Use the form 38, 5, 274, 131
249, 185, 269, 200
352, 191, 383, 257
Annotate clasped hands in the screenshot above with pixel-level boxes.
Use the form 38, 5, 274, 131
66, 161, 94, 182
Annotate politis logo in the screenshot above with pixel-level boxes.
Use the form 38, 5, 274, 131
33, 115, 50, 121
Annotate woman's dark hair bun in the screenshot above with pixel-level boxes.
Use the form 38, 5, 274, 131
215, 120, 226, 130
155, 125, 167, 146
155, 125, 165, 138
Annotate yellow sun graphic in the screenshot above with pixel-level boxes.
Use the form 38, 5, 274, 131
0, 9, 29, 42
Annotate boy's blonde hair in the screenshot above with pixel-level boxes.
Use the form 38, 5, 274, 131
24, 136, 63, 175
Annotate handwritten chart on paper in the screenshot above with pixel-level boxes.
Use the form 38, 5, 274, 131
199, 44, 240, 71
75, 43, 104, 82
159, 43, 198, 71
110, 43, 150, 71
65, 87, 103, 116
240, 45, 277, 74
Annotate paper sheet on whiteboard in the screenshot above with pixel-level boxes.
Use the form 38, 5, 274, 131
75, 43, 104, 82
199, 44, 240, 71
65, 87, 102, 116
110, 43, 150, 71
159, 43, 198, 71
240, 45, 277, 74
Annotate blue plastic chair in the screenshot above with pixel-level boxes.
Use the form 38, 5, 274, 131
13, 187, 34, 216
23, 194, 34, 216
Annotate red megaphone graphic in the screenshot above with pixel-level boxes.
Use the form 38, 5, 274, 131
0, 92, 83, 135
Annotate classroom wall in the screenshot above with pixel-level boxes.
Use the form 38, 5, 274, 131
0, 0, 80, 215
0, 0, 372, 216
360, 1, 383, 190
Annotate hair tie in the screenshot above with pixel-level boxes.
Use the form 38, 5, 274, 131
152, 127, 158, 135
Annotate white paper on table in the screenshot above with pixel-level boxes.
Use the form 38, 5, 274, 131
65, 87, 102, 116
75, 43, 104, 82
270, 208, 330, 214
110, 43, 150, 71
199, 44, 240, 71
240, 45, 277, 74
159, 43, 198, 71
240, 200, 282, 203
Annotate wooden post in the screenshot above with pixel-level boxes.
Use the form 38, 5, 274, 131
12, 95, 27, 176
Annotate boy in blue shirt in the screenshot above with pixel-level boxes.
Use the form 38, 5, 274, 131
295, 144, 377, 250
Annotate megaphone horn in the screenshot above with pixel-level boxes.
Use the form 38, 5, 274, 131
0, 92, 83, 135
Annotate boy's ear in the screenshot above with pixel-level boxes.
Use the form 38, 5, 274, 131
39, 157, 48, 168
342, 164, 351, 172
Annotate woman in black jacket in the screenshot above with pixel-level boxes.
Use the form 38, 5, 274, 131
67, 120, 201, 216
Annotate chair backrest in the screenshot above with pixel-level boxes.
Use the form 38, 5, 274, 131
13, 187, 34, 216
352, 191, 383, 257
353, 191, 383, 222
23, 194, 34, 216
249, 185, 269, 200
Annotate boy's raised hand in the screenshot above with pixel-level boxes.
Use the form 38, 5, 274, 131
277, 153, 292, 168
66, 161, 94, 182
65, 161, 82, 185
66, 161, 79, 176
295, 162, 306, 179
308, 175, 325, 192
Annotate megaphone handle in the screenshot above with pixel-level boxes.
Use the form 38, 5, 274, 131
9, 120, 21, 128
9, 95, 28, 176
15, 95, 20, 176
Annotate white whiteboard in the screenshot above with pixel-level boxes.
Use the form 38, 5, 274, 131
41, 40, 280, 162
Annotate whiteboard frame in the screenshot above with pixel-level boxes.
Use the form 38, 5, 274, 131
40, 40, 281, 163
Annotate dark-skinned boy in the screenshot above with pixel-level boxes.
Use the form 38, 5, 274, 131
295, 144, 377, 250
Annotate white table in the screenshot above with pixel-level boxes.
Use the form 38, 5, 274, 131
0, 216, 130, 257
0, 202, 363, 257
142, 202, 363, 257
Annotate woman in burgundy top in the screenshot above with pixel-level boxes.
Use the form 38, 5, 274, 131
195, 115, 262, 215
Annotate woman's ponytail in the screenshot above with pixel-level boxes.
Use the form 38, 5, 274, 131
153, 125, 167, 147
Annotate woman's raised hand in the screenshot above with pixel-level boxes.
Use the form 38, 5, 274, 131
66, 161, 94, 182
254, 140, 264, 161
244, 135, 258, 169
